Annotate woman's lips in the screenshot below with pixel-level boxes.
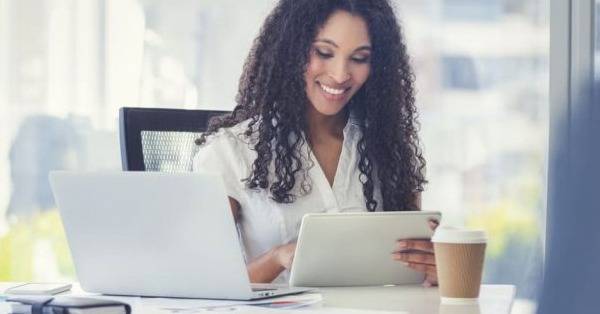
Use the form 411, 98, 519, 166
318, 82, 349, 101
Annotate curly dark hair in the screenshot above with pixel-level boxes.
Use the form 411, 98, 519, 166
196, 0, 426, 211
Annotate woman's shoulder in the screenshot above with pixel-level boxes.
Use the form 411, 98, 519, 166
193, 119, 257, 169
193, 119, 257, 201
201, 118, 256, 148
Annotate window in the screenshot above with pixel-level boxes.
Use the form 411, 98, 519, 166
442, 0, 503, 21
0, 1, 547, 313
403, 2, 547, 312
596, 0, 600, 81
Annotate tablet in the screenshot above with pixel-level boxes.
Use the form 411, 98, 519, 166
289, 211, 442, 287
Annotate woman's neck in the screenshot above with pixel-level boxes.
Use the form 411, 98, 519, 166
306, 107, 348, 143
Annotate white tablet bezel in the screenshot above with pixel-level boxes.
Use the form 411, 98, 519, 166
289, 211, 442, 287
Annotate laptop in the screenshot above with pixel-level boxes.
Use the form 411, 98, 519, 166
49, 171, 311, 300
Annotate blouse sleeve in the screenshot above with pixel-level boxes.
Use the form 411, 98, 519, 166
192, 132, 247, 204
192, 131, 252, 263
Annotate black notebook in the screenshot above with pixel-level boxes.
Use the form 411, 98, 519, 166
7, 295, 131, 314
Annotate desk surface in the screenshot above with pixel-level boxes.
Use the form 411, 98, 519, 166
1, 283, 515, 314
318, 284, 515, 314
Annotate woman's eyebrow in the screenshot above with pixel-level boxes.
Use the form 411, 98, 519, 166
354, 46, 372, 52
314, 38, 339, 47
314, 38, 372, 52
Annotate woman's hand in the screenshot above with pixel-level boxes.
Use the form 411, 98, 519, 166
392, 219, 439, 287
275, 242, 297, 270
248, 242, 296, 283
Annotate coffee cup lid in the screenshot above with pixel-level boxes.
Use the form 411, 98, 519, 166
431, 226, 487, 244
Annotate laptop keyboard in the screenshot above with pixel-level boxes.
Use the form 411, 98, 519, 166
252, 287, 277, 291
250, 283, 279, 292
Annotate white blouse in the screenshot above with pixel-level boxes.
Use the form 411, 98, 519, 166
192, 117, 382, 282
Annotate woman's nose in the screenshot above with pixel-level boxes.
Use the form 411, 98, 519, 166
329, 60, 351, 84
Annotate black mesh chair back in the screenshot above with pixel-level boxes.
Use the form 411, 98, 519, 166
119, 107, 230, 172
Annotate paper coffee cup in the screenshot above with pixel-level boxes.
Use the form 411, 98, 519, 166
432, 227, 487, 304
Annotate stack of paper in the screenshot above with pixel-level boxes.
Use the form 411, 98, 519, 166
136, 292, 323, 312
132, 293, 409, 313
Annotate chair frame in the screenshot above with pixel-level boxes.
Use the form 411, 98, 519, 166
119, 107, 229, 171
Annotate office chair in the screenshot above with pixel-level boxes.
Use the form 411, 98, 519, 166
119, 107, 230, 172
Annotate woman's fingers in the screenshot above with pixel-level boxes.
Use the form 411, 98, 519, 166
428, 218, 439, 231
405, 262, 437, 275
396, 240, 434, 253
394, 225, 439, 287
392, 252, 436, 265
423, 272, 438, 287
406, 262, 438, 286
392, 240, 439, 286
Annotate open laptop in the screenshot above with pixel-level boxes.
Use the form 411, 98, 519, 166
49, 171, 311, 300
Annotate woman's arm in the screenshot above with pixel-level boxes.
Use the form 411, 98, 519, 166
247, 243, 295, 283
228, 197, 294, 283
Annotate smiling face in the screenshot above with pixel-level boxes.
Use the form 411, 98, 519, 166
304, 10, 372, 118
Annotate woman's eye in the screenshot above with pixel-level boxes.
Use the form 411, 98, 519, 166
315, 49, 333, 59
352, 56, 371, 64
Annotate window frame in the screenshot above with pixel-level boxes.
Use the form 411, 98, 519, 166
548, 0, 596, 243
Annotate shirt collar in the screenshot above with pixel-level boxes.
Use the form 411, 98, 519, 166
343, 111, 361, 136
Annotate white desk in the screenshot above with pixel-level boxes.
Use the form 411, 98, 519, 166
317, 284, 515, 314
1, 283, 515, 314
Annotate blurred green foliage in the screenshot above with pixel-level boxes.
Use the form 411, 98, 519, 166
468, 201, 539, 257
0, 210, 75, 281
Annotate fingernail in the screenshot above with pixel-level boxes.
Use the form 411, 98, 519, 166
402, 262, 409, 267
397, 241, 407, 248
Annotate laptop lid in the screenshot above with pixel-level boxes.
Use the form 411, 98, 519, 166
49, 171, 256, 299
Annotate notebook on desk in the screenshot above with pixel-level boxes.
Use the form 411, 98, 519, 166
49, 171, 311, 300
7, 295, 131, 314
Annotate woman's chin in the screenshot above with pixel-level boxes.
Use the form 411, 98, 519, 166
311, 104, 347, 117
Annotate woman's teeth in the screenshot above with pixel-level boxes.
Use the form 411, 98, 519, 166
320, 83, 346, 95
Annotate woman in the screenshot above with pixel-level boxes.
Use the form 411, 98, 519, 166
194, 0, 437, 285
